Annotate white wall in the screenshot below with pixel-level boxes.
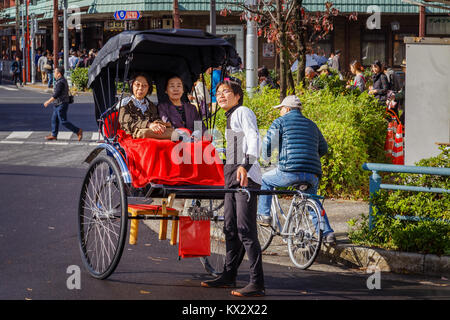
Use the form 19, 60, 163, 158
405, 40, 450, 165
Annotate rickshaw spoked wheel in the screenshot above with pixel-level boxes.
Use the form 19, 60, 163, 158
78, 155, 128, 279
197, 199, 226, 277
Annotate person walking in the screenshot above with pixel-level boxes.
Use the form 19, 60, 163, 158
368, 60, 389, 104
43, 67, 83, 141
0, 56, 3, 85
201, 80, 265, 297
257, 95, 336, 244
45, 53, 54, 88
38, 52, 48, 84
10, 55, 23, 87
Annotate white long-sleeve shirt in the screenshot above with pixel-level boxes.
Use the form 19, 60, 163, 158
225, 105, 262, 186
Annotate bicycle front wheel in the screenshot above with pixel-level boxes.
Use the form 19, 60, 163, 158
287, 198, 323, 270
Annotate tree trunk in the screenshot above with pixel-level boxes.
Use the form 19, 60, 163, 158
294, 0, 306, 86
173, 0, 181, 29
277, 0, 287, 101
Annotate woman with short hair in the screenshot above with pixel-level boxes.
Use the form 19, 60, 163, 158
118, 72, 173, 139
157, 75, 205, 134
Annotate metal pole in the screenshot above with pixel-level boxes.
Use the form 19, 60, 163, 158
31, 14, 35, 84
26, 0, 30, 83
245, 2, 258, 96
21, 1, 26, 84
210, 0, 216, 35
63, 0, 69, 77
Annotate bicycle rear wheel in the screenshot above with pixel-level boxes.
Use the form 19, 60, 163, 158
287, 198, 323, 270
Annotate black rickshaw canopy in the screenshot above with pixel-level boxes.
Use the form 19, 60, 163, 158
88, 29, 241, 124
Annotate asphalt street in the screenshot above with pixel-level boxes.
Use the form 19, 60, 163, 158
0, 85, 449, 303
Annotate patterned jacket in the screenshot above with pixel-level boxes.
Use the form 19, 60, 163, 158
118, 97, 164, 138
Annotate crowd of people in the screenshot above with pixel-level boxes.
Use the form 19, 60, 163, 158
257, 49, 407, 126
0, 47, 99, 89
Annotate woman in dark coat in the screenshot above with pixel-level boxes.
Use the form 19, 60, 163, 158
368, 60, 389, 104
157, 75, 205, 134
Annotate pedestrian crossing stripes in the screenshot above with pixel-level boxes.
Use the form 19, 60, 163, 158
6, 131, 33, 139
0, 131, 102, 146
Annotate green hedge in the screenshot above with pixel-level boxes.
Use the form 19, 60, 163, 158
348, 147, 450, 255
213, 75, 387, 199
71, 67, 89, 91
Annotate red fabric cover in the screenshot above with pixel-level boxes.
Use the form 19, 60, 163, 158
103, 111, 120, 139
178, 216, 211, 258
117, 129, 224, 188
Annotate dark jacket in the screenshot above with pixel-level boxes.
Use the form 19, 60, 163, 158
157, 101, 205, 133
262, 109, 328, 177
372, 72, 389, 102
52, 76, 70, 105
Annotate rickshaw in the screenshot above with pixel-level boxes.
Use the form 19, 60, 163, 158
77, 29, 325, 281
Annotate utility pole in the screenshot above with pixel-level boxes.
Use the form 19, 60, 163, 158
53, 0, 59, 66
63, 0, 69, 77
245, 0, 258, 96
210, 0, 216, 35
173, 0, 180, 29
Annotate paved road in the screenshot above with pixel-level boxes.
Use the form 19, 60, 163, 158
0, 85, 449, 303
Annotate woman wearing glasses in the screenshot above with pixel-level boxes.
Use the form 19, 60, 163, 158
118, 72, 173, 139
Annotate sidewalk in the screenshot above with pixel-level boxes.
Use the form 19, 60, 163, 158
142, 197, 450, 278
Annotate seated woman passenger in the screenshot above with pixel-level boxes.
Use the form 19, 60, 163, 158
157, 75, 205, 134
118, 72, 173, 139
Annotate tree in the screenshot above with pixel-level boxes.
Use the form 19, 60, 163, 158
224, 1, 356, 100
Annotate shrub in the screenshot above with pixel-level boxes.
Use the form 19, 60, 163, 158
348, 147, 450, 255
212, 81, 387, 198
71, 67, 89, 91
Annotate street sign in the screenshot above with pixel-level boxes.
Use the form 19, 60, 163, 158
114, 10, 141, 21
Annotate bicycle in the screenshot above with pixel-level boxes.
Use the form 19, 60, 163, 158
257, 183, 326, 270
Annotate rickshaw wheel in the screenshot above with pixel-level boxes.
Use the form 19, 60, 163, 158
78, 155, 128, 279
198, 199, 226, 277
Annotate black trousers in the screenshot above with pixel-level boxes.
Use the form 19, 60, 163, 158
223, 178, 264, 287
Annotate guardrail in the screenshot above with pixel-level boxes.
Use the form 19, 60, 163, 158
362, 163, 450, 230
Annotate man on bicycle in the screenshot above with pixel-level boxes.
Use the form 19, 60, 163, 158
257, 95, 336, 244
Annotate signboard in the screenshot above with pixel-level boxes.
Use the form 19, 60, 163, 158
105, 21, 138, 31
114, 10, 141, 21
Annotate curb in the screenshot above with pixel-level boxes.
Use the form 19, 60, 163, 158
319, 243, 450, 277
141, 218, 450, 277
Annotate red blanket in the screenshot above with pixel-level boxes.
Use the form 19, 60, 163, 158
117, 130, 224, 188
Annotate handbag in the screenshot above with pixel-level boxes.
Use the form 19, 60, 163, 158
68, 94, 74, 104
178, 216, 210, 258
43, 63, 52, 70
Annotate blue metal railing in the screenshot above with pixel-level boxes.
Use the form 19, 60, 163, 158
362, 163, 450, 230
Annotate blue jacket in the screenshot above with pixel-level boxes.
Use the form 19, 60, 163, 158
262, 109, 328, 177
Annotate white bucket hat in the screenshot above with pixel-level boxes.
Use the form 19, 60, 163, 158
273, 95, 302, 109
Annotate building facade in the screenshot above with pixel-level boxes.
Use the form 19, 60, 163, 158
1, 0, 449, 72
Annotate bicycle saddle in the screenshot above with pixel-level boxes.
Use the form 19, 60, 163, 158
291, 182, 312, 191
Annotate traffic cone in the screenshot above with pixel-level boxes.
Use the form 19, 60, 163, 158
384, 121, 395, 162
392, 123, 404, 165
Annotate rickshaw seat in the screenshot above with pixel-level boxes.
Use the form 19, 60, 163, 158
102, 111, 120, 139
